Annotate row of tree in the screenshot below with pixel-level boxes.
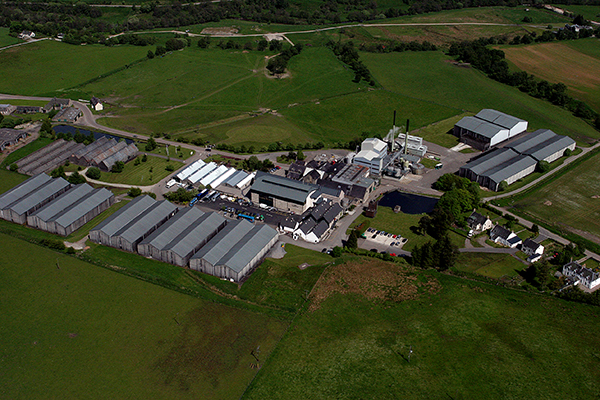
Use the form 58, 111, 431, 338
214, 140, 325, 154
327, 41, 375, 85
267, 44, 304, 75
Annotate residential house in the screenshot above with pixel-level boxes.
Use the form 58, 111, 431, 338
562, 261, 600, 290
466, 211, 493, 232
490, 224, 522, 248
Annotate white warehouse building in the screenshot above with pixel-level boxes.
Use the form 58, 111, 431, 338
353, 138, 388, 175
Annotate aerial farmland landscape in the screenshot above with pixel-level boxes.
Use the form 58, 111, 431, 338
1, 0, 600, 398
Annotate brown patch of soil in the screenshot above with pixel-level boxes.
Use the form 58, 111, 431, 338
200, 27, 239, 35
309, 259, 440, 311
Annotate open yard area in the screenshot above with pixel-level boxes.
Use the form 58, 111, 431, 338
0, 27, 20, 48
453, 252, 526, 278
0, 233, 288, 400
244, 258, 600, 399
507, 151, 600, 241
97, 155, 183, 186
502, 39, 600, 113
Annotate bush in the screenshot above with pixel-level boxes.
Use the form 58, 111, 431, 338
66, 247, 76, 254
9, 163, 18, 172
537, 160, 550, 173
67, 171, 86, 184
165, 164, 175, 172
128, 187, 142, 197
40, 238, 66, 251
564, 148, 572, 157
145, 137, 157, 152
86, 167, 101, 179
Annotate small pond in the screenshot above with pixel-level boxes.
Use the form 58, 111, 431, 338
378, 191, 438, 215
53, 125, 133, 144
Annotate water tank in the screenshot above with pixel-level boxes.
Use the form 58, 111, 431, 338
410, 163, 425, 175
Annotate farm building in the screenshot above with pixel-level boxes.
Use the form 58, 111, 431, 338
563, 261, 600, 290
16, 139, 84, 176
190, 223, 278, 282
249, 172, 319, 214
90, 97, 103, 111
138, 207, 205, 259
89, 195, 177, 252
353, 138, 388, 175
14, 106, 41, 114
0, 173, 52, 220
0, 104, 16, 115
187, 162, 218, 185
459, 148, 537, 191
27, 184, 114, 236
43, 98, 70, 113
454, 109, 528, 151
67, 136, 138, 171
506, 129, 576, 163
0, 128, 28, 151
53, 107, 82, 123
0, 176, 70, 224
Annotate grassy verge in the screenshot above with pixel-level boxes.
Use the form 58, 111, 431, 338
453, 252, 526, 278
98, 155, 183, 186
65, 200, 130, 242
0, 137, 54, 168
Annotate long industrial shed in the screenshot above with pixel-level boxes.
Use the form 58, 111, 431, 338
0, 174, 52, 220
28, 184, 115, 236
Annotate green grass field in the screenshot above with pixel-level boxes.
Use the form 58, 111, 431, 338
0, 40, 148, 96
65, 200, 129, 242
0, 170, 29, 193
508, 151, 600, 239
0, 233, 288, 400
454, 252, 526, 278
244, 259, 600, 399
361, 51, 600, 143
560, 5, 600, 21
97, 155, 182, 186
0, 27, 20, 48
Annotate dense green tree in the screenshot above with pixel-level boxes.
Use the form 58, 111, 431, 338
257, 39, 268, 51
128, 187, 142, 197
297, 149, 306, 160
145, 137, 157, 151
345, 229, 359, 249
9, 163, 18, 172
142, 154, 148, 162
86, 167, 101, 179
331, 246, 342, 257
147, 50, 155, 59
67, 171, 86, 184
537, 160, 550, 173
51, 166, 66, 179
498, 181, 509, 191
111, 161, 125, 173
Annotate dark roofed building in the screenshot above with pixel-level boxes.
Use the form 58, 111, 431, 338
249, 172, 319, 214
0, 128, 27, 151
43, 97, 71, 113
53, 106, 82, 123
563, 261, 600, 289
14, 106, 41, 114
490, 224, 522, 248
467, 211, 493, 232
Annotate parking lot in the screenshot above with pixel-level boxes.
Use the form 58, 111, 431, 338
363, 227, 408, 249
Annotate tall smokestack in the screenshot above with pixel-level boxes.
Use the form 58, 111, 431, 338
404, 119, 410, 155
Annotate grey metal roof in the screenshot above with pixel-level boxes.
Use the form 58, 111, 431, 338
140, 207, 205, 250
217, 224, 278, 273
481, 154, 536, 185
30, 183, 94, 222
322, 203, 343, 224
462, 148, 519, 176
114, 200, 178, 243
0, 128, 27, 142
251, 172, 318, 204
52, 188, 114, 229
475, 109, 525, 130
91, 195, 156, 236
72, 136, 110, 158
191, 219, 254, 265
8, 178, 70, 216
507, 129, 575, 162
223, 170, 247, 187
0, 173, 52, 209
455, 116, 506, 139
54, 106, 80, 121
311, 220, 329, 239
163, 212, 226, 258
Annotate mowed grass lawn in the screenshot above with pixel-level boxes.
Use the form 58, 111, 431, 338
502, 40, 600, 113
0, 170, 29, 193
0, 27, 20, 47
0, 40, 148, 96
453, 252, 526, 278
97, 155, 182, 186
361, 51, 600, 143
0, 233, 288, 400
510, 151, 600, 238
244, 259, 600, 399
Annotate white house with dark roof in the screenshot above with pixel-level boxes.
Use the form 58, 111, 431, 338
490, 225, 522, 248
563, 261, 600, 290
90, 97, 103, 111
521, 238, 544, 263
467, 211, 493, 232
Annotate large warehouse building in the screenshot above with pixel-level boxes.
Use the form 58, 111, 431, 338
454, 109, 528, 151
249, 172, 319, 214
90, 195, 279, 282
27, 184, 114, 236
459, 129, 576, 191
506, 129, 576, 163
89, 196, 178, 252
189, 222, 279, 282
0, 175, 71, 224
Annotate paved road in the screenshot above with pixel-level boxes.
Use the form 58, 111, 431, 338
0, 37, 50, 52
